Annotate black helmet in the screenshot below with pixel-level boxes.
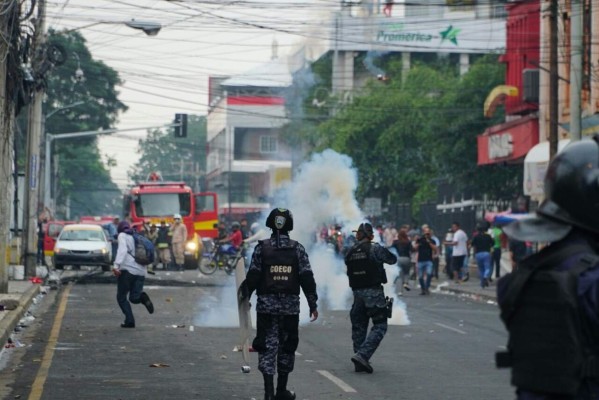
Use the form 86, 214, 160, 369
505, 136, 599, 242
537, 137, 599, 232
231, 221, 240, 229
265, 208, 293, 232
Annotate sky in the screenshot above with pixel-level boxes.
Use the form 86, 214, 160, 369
46, 0, 338, 188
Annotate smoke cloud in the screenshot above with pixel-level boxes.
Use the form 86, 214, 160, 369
194, 149, 410, 327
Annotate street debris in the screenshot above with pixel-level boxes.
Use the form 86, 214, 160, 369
149, 363, 170, 368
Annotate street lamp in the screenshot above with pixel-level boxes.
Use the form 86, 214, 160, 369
66, 19, 162, 36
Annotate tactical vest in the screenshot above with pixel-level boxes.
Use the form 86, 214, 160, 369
345, 242, 383, 289
496, 242, 599, 396
258, 239, 300, 295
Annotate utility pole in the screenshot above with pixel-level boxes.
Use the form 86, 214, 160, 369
0, 0, 17, 293
23, 0, 46, 277
569, 0, 582, 141
548, 0, 559, 160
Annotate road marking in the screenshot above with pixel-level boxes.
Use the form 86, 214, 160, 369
28, 283, 73, 400
317, 370, 357, 393
434, 322, 467, 335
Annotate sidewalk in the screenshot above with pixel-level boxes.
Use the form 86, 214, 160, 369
0, 281, 42, 348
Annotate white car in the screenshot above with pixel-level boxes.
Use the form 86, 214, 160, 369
53, 224, 112, 271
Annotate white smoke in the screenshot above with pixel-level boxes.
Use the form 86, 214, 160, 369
193, 149, 410, 327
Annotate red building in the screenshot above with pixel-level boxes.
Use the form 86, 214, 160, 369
477, 0, 540, 166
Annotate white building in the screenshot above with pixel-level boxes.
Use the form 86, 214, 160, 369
206, 56, 296, 220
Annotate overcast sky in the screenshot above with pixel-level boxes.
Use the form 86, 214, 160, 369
46, 0, 336, 188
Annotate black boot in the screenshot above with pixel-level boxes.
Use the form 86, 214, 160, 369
275, 373, 296, 400
263, 374, 275, 400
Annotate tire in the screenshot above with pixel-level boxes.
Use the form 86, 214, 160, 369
102, 265, 111, 272
55, 264, 64, 270
225, 258, 237, 275
198, 259, 217, 275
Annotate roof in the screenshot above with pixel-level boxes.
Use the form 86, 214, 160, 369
222, 58, 293, 88
62, 224, 105, 231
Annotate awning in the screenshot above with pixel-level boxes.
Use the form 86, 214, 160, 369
523, 139, 570, 198
477, 115, 539, 165
560, 113, 599, 136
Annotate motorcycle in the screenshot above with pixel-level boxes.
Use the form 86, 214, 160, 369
199, 240, 246, 275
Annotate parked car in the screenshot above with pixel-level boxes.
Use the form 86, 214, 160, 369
53, 224, 112, 271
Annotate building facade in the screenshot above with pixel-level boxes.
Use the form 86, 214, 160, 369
206, 59, 294, 220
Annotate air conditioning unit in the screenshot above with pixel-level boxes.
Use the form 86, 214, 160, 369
523, 69, 539, 103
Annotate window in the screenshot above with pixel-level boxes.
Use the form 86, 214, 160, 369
134, 193, 192, 217
260, 136, 278, 154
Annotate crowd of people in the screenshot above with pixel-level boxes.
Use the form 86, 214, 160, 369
314, 219, 532, 293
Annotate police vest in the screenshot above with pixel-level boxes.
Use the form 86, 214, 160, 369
497, 241, 599, 396
258, 239, 300, 295
345, 242, 383, 289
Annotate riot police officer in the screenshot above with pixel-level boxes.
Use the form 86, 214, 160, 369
240, 208, 318, 400
497, 136, 599, 399
345, 222, 397, 373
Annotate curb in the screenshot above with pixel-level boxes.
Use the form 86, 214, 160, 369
0, 285, 41, 347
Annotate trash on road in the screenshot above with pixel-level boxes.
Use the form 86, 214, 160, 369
149, 363, 170, 368
165, 298, 173, 303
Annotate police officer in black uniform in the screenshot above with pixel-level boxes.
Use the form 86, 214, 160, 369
497, 136, 599, 399
345, 222, 397, 374
240, 208, 318, 400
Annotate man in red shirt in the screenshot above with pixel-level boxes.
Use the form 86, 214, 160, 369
220, 221, 243, 250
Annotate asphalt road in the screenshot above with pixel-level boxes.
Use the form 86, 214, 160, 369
0, 269, 515, 400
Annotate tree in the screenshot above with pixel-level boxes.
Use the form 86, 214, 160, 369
42, 29, 127, 218
129, 115, 207, 190
312, 54, 512, 215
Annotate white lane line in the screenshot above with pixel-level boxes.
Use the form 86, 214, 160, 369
434, 322, 467, 335
317, 370, 357, 393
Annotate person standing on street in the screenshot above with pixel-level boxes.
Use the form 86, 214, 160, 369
170, 214, 187, 271
490, 223, 503, 279
414, 226, 437, 295
390, 227, 412, 296
144, 223, 158, 275
239, 208, 318, 400
112, 221, 154, 328
496, 136, 599, 399
471, 225, 494, 288
103, 217, 120, 263
345, 222, 397, 374
155, 220, 171, 270
445, 222, 468, 283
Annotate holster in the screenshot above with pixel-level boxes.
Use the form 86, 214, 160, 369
385, 296, 393, 319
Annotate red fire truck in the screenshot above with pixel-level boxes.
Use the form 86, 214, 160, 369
123, 175, 218, 269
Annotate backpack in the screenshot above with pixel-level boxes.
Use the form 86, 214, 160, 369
496, 242, 599, 396
128, 231, 155, 266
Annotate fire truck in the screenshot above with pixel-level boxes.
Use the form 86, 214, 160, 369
123, 174, 218, 269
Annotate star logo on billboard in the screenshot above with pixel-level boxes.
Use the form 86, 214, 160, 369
440, 25, 460, 45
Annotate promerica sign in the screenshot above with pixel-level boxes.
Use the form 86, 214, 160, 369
335, 17, 505, 54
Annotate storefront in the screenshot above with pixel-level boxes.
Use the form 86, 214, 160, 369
477, 115, 539, 165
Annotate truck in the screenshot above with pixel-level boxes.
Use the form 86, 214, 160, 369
123, 176, 218, 269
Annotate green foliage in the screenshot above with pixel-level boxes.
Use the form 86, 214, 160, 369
43, 29, 127, 218
311, 54, 514, 216
129, 115, 207, 190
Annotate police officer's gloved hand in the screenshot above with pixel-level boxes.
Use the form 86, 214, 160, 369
239, 280, 251, 301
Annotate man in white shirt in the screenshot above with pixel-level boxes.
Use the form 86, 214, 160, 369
113, 220, 154, 328
446, 222, 468, 283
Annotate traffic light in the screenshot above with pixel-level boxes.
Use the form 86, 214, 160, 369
174, 113, 188, 138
